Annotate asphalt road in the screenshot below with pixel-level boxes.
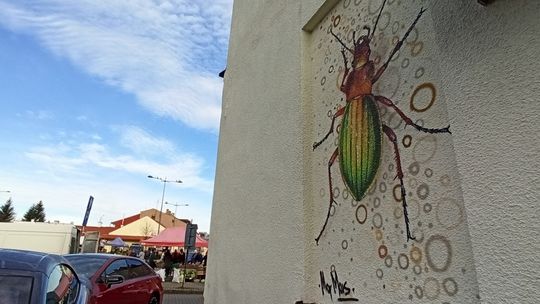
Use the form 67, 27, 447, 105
163, 294, 204, 304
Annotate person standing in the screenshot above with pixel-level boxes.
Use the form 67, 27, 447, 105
163, 248, 173, 278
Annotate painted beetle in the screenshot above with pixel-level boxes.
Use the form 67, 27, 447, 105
314, 0, 451, 245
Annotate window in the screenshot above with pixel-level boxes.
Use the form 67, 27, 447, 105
103, 259, 129, 279
0, 275, 33, 304
46, 264, 79, 304
127, 259, 154, 279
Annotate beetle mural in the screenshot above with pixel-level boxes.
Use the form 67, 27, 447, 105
313, 0, 451, 245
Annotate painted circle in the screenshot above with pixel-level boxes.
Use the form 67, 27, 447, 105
410, 246, 422, 264
342, 240, 349, 250
408, 198, 421, 221
333, 15, 341, 27
424, 168, 433, 178
384, 255, 393, 268
376, 268, 384, 279
417, 183, 429, 200
329, 204, 336, 216
408, 177, 418, 188
343, 0, 351, 8
333, 187, 340, 199
398, 253, 409, 269
408, 162, 420, 175
410, 83, 436, 112
442, 278, 458, 296
374, 66, 401, 98
402, 135, 412, 147
401, 58, 410, 68
411, 42, 424, 56
387, 111, 404, 129
412, 135, 437, 164
436, 197, 464, 230
378, 245, 388, 258
413, 264, 422, 275
393, 184, 402, 202
373, 197, 381, 208
343, 188, 349, 200
372, 213, 383, 228
320, 76, 327, 85
392, 21, 400, 34
375, 229, 383, 241
425, 235, 452, 272
356, 205, 368, 224
423, 203, 432, 213
414, 286, 424, 299
328, 65, 335, 73
393, 206, 403, 219
423, 277, 440, 300
379, 182, 387, 193
412, 227, 424, 243
440, 174, 451, 186
415, 67, 425, 78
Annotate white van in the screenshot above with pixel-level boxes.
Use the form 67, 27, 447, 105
0, 221, 79, 254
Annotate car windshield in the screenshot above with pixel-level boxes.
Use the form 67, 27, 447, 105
64, 256, 109, 279
0, 275, 33, 303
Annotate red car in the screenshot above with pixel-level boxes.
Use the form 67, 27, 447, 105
64, 254, 162, 304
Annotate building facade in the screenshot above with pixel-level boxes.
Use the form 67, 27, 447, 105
206, 0, 539, 303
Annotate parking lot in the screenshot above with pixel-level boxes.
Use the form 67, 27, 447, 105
163, 294, 204, 304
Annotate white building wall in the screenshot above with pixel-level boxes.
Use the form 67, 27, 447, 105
205, 1, 540, 303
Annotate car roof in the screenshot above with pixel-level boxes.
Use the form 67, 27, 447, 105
64, 253, 135, 259
0, 248, 67, 274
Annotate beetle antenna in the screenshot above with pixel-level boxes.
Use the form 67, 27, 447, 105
330, 28, 353, 53
371, 0, 388, 40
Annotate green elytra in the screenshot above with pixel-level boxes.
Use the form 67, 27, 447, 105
338, 96, 381, 201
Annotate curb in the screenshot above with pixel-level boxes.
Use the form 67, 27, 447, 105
164, 289, 204, 295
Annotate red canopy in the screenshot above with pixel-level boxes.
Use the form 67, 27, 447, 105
141, 226, 208, 247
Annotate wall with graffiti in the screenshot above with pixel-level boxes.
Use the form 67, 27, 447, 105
206, 0, 539, 303
309, 0, 479, 302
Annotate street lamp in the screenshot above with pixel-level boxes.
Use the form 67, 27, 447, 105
164, 202, 189, 222
147, 175, 182, 234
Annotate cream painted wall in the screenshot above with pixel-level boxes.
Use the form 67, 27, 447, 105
206, 0, 539, 303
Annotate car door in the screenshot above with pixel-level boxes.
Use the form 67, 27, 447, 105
126, 258, 155, 303
95, 259, 131, 304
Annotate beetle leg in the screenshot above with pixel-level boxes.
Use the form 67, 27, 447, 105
372, 7, 426, 84
313, 107, 346, 150
375, 95, 451, 134
382, 124, 416, 242
340, 49, 350, 93
315, 148, 339, 245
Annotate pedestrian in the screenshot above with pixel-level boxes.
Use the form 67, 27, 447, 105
137, 249, 145, 260
179, 248, 186, 264
163, 248, 173, 278
148, 248, 157, 268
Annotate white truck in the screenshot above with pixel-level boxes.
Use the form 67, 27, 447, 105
0, 221, 80, 254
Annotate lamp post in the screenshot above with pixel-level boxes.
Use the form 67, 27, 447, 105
164, 202, 189, 224
147, 175, 182, 234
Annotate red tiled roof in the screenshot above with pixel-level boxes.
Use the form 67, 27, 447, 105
110, 213, 140, 228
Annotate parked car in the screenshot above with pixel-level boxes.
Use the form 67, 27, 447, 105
0, 248, 89, 304
64, 254, 163, 304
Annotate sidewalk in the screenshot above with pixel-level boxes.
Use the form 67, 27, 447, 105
163, 280, 205, 294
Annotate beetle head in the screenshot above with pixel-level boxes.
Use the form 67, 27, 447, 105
352, 27, 372, 68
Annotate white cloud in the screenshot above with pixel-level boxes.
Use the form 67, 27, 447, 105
0, 0, 232, 132
24, 130, 213, 192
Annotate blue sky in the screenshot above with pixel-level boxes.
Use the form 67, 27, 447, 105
0, 0, 233, 232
